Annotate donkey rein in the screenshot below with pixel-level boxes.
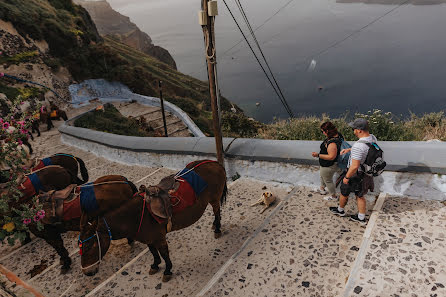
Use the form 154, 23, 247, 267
137, 198, 146, 235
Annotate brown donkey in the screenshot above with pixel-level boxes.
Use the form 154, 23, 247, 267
31, 153, 89, 184
79, 160, 227, 281
36, 175, 137, 273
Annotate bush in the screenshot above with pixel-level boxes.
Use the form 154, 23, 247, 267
258, 109, 446, 141
74, 103, 153, 137
221, 112, 263, 138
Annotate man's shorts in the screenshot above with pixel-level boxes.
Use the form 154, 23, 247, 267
340, 176, 366, 197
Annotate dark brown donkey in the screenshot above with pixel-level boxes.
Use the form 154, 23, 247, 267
32, 153, 89, 184
36, 175, 137, 273
79, 160, 227, 281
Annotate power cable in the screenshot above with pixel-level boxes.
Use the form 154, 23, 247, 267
234, 0, 294, 117
294, 0, 411, 70
190, 0, 296, 77
221, 0, 294, 118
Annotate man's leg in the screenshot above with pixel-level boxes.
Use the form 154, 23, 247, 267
350, 196, 367, 224
357, 196, 366, 214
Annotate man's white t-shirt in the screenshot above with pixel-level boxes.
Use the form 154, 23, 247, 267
347, 134, 378, 169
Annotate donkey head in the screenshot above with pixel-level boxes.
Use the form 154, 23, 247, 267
79, 215, 112, 276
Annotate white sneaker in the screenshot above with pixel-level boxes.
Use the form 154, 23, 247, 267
312, 188, 327, 195
324, 196, 338, 201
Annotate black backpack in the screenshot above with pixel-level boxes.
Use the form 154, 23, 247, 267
358, 141, 386, 176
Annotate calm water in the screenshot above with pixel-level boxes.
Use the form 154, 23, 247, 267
107, 0, 446, 122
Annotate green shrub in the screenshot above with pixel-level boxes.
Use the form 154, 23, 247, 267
74, 103, 152, 137
221, 112, 263, 138
0, 83, 20, 100
258, 109, 445, 141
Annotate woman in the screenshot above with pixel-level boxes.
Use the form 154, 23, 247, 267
311, 121, 343, 200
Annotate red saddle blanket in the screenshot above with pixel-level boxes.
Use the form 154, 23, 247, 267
32, 160, 45, 171
18, 177, 36, 202
141, 178, 197, 224
63, 197, 81, 221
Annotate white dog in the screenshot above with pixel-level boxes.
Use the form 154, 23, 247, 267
251, 191, 276, 213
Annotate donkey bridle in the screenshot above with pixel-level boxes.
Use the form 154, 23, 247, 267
78, 217, 112, 270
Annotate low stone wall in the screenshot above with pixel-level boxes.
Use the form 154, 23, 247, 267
68, 79, 205, 137
59, 121, 446, 201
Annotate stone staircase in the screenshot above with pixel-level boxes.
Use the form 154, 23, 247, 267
2, 117, 445, 297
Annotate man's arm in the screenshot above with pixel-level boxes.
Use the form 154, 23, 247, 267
343, 159, 360, 184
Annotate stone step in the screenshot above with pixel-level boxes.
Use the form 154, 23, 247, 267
77, 179, 291, 297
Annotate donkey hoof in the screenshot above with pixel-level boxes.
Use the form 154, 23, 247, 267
162, 274, 172, 282
214, 231, 222, 239
61, 265, 71, 274
149, 267, 159, 275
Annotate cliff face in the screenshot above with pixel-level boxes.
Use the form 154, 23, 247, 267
74, 0, 177, 69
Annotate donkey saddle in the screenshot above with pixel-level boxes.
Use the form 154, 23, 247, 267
144, 175, 180, 231
39, 184, 78, 224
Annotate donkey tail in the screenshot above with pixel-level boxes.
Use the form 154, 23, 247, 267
220, 182, 227, 206
76, 157, 89, 184
127, 180, 138, 194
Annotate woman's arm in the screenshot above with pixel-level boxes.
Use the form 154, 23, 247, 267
318, 142, 338, 161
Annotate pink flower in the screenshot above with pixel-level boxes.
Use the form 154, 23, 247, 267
20, 102, 24, 105
37, 210, 45, 219
33, 215, 40, 222
18, 139, 23, 145
23, 218, 32, 225
2, 122, 9, 129
20, 129, 27, 134
0, 73, 4, 77
0, 118, 3, 124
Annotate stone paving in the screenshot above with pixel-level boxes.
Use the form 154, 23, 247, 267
1, 110, 446, 297
349, 197, 446, 297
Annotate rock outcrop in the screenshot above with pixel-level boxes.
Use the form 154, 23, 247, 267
74, 0, 177, 69
0, 19, 73, 104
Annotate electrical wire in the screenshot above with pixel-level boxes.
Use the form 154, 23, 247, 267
221, 0, 294, 118
190, 0, 296, 77
234, 0, 294, 117
294, 0, 412, 70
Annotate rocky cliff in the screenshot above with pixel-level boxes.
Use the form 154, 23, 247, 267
74, 0, 177, 69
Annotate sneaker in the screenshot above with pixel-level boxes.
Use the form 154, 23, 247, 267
350, 214, 367, 225
324, 196, 338, 201
313, 188, 328, 195
329, 206, 345, 217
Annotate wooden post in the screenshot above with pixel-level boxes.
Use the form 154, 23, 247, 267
159, 80, 168, 137
201, 0, 225, 166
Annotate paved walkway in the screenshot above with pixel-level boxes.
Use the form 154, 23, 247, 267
1, 111, 446, 297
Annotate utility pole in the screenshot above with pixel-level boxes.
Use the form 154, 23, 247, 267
200, 0, 225, 166
158, 80, 168, 137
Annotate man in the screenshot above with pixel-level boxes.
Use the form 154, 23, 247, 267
329, 118, 376, 225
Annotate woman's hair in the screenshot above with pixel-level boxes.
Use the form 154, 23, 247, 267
320, 121, 338, 138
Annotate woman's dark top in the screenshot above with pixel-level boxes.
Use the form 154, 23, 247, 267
319, 134, 343, 167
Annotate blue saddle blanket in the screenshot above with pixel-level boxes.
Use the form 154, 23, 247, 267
28, 173, 44, 193
79, 182, 99, 213
42, 157, 52, 166
176, 169, 207, 195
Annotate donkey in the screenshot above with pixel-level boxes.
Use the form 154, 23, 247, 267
36, 175, 137, 273
32, 153, 89, 184
79, 160, 227, 281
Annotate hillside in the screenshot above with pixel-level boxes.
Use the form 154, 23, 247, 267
73, 0, 177, 69
0, 0, 252, 135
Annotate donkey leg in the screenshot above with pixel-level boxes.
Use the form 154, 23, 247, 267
148, 244, 161, 275
210, 201, 222, 238
43, 226, 71, 273
156, 241, 173, 282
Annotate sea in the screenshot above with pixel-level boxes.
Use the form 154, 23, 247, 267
107, 0, 446, 123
